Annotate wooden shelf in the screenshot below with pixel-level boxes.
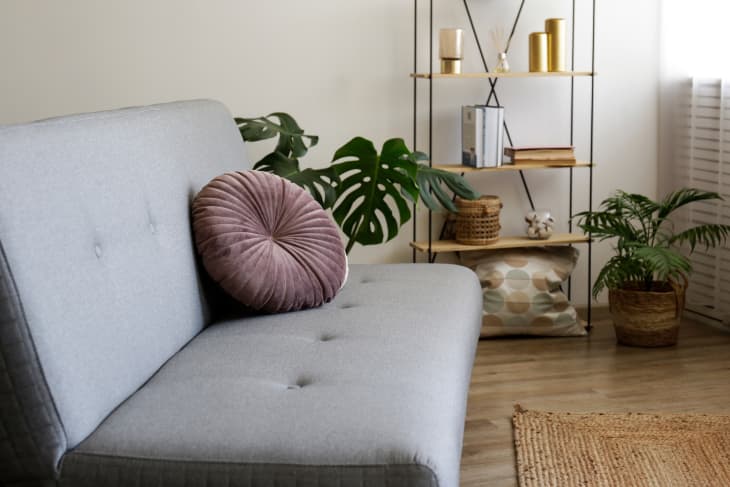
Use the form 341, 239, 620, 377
410, 233, 590, 253
411, 71, 594, 79
433, 161, 592, 173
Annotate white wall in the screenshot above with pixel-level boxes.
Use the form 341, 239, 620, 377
0, 0, 659, 306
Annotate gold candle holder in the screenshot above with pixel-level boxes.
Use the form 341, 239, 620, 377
441, 59, 462, 74
439, 28, 463, 74
545, 18, 566, 72
529, 32, 548, 72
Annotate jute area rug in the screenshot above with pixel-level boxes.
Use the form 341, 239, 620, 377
513, 406, 730, 487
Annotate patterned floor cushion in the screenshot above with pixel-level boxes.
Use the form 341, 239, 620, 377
460, 247, 586, 337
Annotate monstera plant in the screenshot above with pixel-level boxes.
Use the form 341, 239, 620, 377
235, 113, 478, 253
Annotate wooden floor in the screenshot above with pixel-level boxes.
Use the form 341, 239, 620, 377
460, 313, 730, 486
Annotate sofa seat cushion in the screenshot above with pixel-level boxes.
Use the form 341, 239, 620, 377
59, 264, 482, 487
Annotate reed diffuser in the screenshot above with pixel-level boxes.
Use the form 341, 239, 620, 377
490, 26, 510, 73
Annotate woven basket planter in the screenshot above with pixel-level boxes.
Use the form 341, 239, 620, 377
608, 277, 687, 347
454, 195, 502, 245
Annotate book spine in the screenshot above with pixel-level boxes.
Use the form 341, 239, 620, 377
477, 106, 486, 168
461, 106, 484, 167
476, 107, 484, 167
513, 155, 576, 161
497, 107, 504, 167
481, 106, 504, 167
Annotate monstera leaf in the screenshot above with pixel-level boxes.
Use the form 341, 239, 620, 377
331, 138, 419, 253
253, 151, 338, 208
236, 114, 336, 208
330, 137, 479, 253
235, 113, 318, 157
416, 164, 479, 213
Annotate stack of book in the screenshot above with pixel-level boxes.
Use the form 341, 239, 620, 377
503, 146, 576, 165
461, 105, 505, 168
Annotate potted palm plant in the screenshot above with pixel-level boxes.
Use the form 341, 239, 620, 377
575, 189, 730, 347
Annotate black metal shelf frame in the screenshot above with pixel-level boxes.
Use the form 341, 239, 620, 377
411, 0, 596, 328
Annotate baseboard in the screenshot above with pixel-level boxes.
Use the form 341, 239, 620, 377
576, 305, 730, 333
684, 308, 730, 333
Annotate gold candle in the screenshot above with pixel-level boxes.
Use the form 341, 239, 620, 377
545, 18, 566, 72
439, 28, 463, 74
529, 32, 548, 72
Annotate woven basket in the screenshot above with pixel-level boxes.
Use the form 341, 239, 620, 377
454, 195, 501, 245
608, 276, 687, 347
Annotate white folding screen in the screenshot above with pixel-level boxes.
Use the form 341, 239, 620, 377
672, 78, 730, 326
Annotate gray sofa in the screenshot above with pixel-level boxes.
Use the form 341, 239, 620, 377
0, 100, 482, 487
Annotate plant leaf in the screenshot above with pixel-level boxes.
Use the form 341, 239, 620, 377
331, 137, 419, 252
574, 210, 641, 242
234, 117, 279, 142
632, 245, 691, 282
252, 151, 338, 208
669, 223, 730, 252
286, 167, 339, 209
658, 188, 722, 220
236, 113, 318, 158
252, 151, 300, 176
238, 113, 334, 207
416, 165, 480, 212
591, 253, 649, 298
624, 192, 661, 218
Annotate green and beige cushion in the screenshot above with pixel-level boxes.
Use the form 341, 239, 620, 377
460, 247, 586, 337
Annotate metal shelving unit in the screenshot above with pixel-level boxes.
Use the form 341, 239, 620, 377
411, 0, 597, 327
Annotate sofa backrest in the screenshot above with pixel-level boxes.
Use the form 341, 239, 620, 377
0, 100, 249, 482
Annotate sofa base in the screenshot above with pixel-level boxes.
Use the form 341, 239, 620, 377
60, 454, 438, 487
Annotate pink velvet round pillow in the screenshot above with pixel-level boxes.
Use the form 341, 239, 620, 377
192, 171, 347, 313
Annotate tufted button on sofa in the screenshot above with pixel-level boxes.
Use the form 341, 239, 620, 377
0, 100, 482, 487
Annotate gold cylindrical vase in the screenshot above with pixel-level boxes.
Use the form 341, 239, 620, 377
545, 18, 566, 72
439, 28, 464, 74
529, 32, 548, 72
440, 59, 462, 74
439, 28, 463, 59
